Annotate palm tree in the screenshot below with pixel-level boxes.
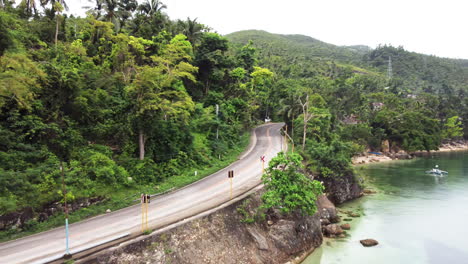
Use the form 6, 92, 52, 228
36, 0, 68, 45
137, 0, 166, 18
19, 0, 43, 16
128, 0, 168, 37
52, 0, 69, 45
88, 0, 136, 32
117, 0, 137, 29
180, 17, 205, 45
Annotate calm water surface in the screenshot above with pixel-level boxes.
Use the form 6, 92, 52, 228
304, 151, 468, 264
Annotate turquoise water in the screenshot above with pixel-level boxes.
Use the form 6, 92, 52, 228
304, 151, 468, 264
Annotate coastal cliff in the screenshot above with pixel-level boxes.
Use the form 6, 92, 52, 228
317, 173, 363, 205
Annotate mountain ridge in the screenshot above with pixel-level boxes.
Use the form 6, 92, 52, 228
226, 29, 468, 92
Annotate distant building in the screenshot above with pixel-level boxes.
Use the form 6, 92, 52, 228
342, 114, 360, 125
372, 102, 384, 111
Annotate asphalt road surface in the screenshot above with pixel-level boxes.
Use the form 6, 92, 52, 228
0, 123, 285, 264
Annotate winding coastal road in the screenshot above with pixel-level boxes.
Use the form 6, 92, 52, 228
0, 123, 284, 264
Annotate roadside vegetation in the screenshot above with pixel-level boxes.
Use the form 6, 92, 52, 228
0, 0, 269, 238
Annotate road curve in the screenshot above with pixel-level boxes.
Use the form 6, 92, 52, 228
0, 123, 285, 264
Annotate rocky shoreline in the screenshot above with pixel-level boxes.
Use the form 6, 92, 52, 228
352, 140, 468, 165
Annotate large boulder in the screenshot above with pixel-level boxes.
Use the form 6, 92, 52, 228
316, 195, 339, 223
317, 174, 363, 204
268, 213, 323, 256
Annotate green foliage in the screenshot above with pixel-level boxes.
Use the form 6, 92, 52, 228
261, 152, 323, 216
442, 116, 463, 140
236, 200, 256, 224
303, 138, 355, 178
0, 52, 45, 109
70, 146, 130, 186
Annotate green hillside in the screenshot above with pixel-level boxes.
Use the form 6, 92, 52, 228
226, 30, 468, 94
226, 30, 368, 78
364, 45, 468, 94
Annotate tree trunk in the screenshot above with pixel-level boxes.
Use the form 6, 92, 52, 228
55, 14, 59, 45
302, 113, 307, 150
139, 129, 145, 160
299, 95, 309, 151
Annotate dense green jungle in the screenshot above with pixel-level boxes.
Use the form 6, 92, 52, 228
0, 0, 466, 238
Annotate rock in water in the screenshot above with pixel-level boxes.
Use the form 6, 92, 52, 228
348, 212, 360, 218
360, 239, 378, 247
340, 223, 351, 230
363, 189, 377, 194
323, 224, 344, 236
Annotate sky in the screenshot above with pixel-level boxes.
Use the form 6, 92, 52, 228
67, 0, 468, 59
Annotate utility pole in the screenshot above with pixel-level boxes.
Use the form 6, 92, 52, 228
216, 104, 220, 159
60, 162, 70, 257
284, 125, 287, 152
216, 104, 219, 140
387, 56, 393, 79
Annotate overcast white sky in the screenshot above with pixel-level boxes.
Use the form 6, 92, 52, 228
68, 0, 468, 59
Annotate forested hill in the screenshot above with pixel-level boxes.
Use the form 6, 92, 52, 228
226, 30, 468, 93
364, 46, 468, 94
226, 30, 368, 78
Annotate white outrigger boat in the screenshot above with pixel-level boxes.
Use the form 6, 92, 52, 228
425, 165, 448, 176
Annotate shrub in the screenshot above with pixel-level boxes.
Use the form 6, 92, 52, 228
261, 152, 323, 215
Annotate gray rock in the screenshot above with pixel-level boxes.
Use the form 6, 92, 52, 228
316, 195, 339, 223
269, 220, 297, 253
317, 174, 363, 204
320, 218, 331, 226
247, 227, 269, 250
268, 214, 323, 256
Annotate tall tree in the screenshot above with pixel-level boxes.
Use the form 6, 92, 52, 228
53, 0, 64, 45
127, 34, 197, 160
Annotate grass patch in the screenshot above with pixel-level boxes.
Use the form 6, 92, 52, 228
0, 132, 251, 242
